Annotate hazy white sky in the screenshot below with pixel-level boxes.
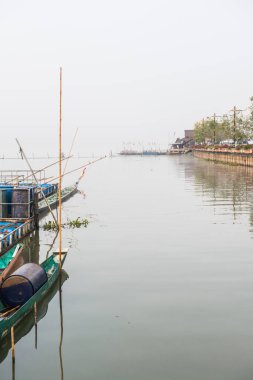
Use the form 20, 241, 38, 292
1, 0, 253, 155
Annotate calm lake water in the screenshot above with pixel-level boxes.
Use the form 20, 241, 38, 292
1, 155, 253, 380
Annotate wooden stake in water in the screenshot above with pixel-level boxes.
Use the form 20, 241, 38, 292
11, 326, 15, 380
58, 67, 63, 267
34, 302, 38, 349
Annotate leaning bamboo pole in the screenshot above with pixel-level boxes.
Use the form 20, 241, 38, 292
5, 156, 71, 185
44, 155, 107, 184
15, 139, 58, 226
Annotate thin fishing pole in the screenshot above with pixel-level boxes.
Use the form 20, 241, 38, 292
63, 128, 79, 178
15, 139, 58, 226
5, 156, 72, 185
44, 155, 107, 184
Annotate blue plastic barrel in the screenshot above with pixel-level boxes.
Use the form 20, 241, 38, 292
0, 263, 48, 306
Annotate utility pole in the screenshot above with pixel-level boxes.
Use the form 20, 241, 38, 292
230, 106, 245, 145
213, 113, 216, 144
202, 119, 205, 144
209, 113, 223, 144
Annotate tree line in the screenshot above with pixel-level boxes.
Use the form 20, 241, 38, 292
194, 97, 253, 144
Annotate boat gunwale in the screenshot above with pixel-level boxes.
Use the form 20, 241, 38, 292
38, 185, 77, 214
0, 254, 63, 338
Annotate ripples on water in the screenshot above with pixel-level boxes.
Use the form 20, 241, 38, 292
1, 155, 253, 380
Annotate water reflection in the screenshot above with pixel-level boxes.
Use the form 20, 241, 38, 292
0, 269, 68, 364
184, 158, 253, 228
8, 230, 41, 274
11, 327, 15, 380
59, 272, 64, 380
46, 231, 59, 258
0, 227, 68, 380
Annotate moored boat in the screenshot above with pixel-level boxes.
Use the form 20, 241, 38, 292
0, 269, 68, 363
0, 253, 66, 339
0, 243, 24, 281
38, 184, 77, 214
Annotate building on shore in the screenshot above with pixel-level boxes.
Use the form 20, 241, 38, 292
168, 130, 195, 154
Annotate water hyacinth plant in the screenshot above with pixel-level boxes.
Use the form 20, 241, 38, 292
43, 217, 89, 231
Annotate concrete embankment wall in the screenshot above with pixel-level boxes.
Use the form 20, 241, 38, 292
193, 150, 253, 167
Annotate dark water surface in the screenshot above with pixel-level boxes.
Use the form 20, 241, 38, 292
1, 155, 253, 380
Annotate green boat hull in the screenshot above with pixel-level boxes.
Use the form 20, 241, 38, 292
0, 254, 66, 339
0, 269, 68, 363
38, 185, 77, 214
0, 244, 22, 271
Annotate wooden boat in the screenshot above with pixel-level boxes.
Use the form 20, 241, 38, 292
0, 269, 68, 363
38, 184, 78, 214
0, 253, 66, 339
0, 244, 24, 281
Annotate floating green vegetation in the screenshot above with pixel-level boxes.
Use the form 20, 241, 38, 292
43, 217, 89, 231
43, 220, 58, 231
67, 217, 89, 228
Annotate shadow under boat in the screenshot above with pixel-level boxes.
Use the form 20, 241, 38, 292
0, 269, 68, 364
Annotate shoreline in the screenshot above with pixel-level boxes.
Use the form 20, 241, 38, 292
193, 149, 253, 167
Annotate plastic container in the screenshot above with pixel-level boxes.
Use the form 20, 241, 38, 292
0, 190, 8, 218
11, 189, 29, 218
0, 186, 13, 217
0, 263, 48, 306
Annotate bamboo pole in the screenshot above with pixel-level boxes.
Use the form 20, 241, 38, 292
59, 275, 64, 380
5, 156, 72, 185
44, 156, 107, 184
58, 67, 62, 267
0, 306, 19, 318
58, 68, 64, 380
34, 302, 37, 349
11, 326, 15, 380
